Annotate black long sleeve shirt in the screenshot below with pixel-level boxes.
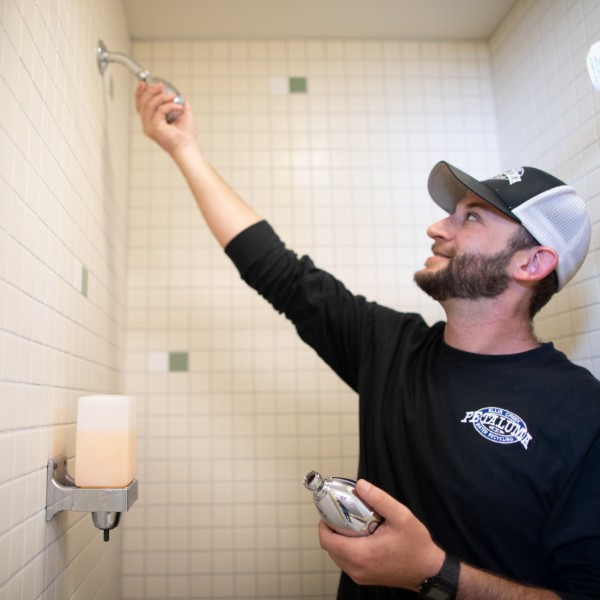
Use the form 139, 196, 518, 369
226, 220, 600, 599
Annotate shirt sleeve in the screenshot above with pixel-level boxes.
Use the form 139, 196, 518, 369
225, 220, 367, 391
547, 432, 600, 599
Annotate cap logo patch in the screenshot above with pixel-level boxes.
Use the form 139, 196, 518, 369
492, 167, 525, 185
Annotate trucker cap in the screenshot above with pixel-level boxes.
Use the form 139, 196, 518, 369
427, 161, 591, 291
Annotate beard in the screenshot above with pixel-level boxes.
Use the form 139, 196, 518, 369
414, 246, 516, 302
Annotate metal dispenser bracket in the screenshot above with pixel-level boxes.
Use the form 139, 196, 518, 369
46, 455, 138, 541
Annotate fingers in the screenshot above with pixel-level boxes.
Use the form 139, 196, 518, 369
317, 518, 331, 547
135, 81, 161, 113
355, 479, 406, 523
318, 519, 375, 585
355, 479, 389, 512
318, 520, 354, 569
318, 519, 354, 557
135, 81, 181, 124
317, 519, 340, 547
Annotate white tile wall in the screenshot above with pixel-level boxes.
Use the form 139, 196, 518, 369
123, 37, 499, 599
490, 0, 600, 374
2, 0, 598, 599
0, 0, 132, 598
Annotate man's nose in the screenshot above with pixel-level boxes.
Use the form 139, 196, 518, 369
427, 214, 453, 240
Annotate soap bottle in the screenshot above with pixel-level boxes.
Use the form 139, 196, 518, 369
75, 395, 137, 488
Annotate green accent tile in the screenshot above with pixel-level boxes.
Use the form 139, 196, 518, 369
169, 352, 188, 372
289, 77, 307, 93
81, 266, 88, 297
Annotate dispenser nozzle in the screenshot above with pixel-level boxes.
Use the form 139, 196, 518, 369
92, 511, 121, 542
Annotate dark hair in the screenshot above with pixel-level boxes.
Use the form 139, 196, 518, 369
509, 226, 559, 319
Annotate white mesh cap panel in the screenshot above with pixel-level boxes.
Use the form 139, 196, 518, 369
512, 185, 591, 290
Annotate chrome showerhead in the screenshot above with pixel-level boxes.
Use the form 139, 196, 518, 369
97, 40, 185, 123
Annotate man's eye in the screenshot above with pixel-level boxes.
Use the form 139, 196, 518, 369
465, 212, 478, 221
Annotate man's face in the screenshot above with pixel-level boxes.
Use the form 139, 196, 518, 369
414, 193, 526, 302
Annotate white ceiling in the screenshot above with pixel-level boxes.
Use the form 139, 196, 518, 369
123, 0, 519, 41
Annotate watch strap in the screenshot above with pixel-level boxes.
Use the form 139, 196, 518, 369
439, 554, 460, 587
419, 553, 460, 599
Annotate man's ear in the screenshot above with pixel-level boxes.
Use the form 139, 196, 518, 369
513, 246, 558, 284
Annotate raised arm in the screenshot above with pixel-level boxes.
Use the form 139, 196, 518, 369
135, 82, 262, 247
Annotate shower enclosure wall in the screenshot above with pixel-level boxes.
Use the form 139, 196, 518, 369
0, 0, 598, 599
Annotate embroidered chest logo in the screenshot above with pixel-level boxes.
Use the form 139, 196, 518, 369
461, 407, 532, 449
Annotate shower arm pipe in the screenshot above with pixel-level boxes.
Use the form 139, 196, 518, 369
97, 40, 149, 80
97, 44, 150, 81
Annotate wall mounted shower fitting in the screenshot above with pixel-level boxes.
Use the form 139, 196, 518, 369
46, 456, 138, 542
97, 39, 185, 122
588, 41, 600, 91
303, 470, 382, 536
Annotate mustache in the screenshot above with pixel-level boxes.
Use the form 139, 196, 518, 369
430, 243, 455, 259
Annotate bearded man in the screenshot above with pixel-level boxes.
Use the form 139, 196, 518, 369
135, 82, 600, 600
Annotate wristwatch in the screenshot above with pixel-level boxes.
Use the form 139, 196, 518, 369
419, 554, 460, 600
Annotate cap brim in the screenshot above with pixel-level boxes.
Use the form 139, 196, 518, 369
428, 161, 516, 220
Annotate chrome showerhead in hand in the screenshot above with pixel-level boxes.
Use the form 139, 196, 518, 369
97, 40, 185, 122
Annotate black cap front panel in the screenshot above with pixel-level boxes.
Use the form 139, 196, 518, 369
482, 168, 565, 211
